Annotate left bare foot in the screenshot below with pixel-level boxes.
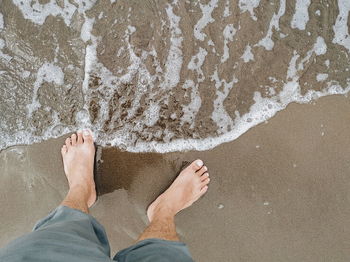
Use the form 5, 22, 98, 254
147, 159, 210, 222
61, 130, 96, 208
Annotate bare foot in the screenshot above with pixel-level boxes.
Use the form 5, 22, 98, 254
61, 130, 96, 208
147, 159, 210, 222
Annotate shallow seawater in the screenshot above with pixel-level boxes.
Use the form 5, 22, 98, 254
0, 0, 349, 152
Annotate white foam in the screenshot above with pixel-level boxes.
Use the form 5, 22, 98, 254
0, 38, 5, 49
194, 0, 219, 41
332, 0, 350, 52
207, 39, 214, 46
81, 17, 95, 42
241, 45, 254, 62
144, 102, 161, 127
238, 0, 261, 21
26, 62, 64, 117
221, 24, 236, 63
181, 47, 207, 127
313, 36, 327, 55
21, 70, 31, 78
188, 47, 207, 81
210, 69, 236, 133
287, 51, 299, 80
291, 0, 311, 30
324, 60, 330, 67
223, 0, 230, 17
2, 0, 350, 154
12, 0, 97, 26
180, 80, 202, 128
257, 0, 286, 50
162, 4, 183, 89
316, 73, 328, 82
0, 13, 4, 30
290, 37, 327, 77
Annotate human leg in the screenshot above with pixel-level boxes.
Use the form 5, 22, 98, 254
0, 130, 112, 262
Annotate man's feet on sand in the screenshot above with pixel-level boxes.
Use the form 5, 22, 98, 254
61, 130, 96, 208
147, 159, 210, 222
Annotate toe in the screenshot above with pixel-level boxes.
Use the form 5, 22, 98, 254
83, 129, 93, 143
65, 137, 71, 148
201, 177, 210, 188
189, 159, 204, 172
71, 134, 77, 146
196, 165, 207, 176
200, 172, 209, 181
61, 145, 67, 155
77, 131, 83, 144
199, 185, 208, 196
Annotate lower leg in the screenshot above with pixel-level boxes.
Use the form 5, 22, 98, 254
137, 160, 210, 242
137, 211, 178, 242
61, 185, 91, 214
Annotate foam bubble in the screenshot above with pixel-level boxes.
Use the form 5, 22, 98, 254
291, 0, 311, 30
12, 0, 97, 26
144, 102, 161, 127
194, 0, 219, 41
241, 44, 254, 62
81, 17, 95, 42
221, 24, 236, 63
27, 63, 64, 117
180, 80, 202, 128
257, 0, 286, 50
314, 36, 327, 55
162, 4, 183, 89
238, 0, 261, 21
0, 38, 5, 49
332, 0, 350, 52
223, 0, 230, 17
0, 13, 4, 30
188, 47, 208, 80
316, 73, 328, 82
211, 69, 235, 133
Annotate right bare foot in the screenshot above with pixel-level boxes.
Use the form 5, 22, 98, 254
147, 159, 210, 222
61, 130, 96, 208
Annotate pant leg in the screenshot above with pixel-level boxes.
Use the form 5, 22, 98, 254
0, 206, 112, 262
113, 238, 194, 262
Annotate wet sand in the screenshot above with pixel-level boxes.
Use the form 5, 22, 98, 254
1, 94, 350, 261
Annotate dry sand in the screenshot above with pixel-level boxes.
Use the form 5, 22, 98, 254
1, 94, 350, 261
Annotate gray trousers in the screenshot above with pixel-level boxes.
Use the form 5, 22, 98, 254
0, 206, 194, 262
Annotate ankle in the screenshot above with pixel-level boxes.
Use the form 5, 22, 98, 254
152, 200, 177, 221
69, 184, 91, 199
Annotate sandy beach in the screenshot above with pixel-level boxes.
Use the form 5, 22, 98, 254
1, 94, 350, 261
1, 0, 350, 261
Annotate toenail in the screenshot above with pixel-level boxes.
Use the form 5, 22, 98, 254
203, 166, 207, 171
196, 160, 203, 167
206, 173, 209, 177
83, 130, 90, 136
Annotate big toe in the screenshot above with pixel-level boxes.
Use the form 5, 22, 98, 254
188, 159, 204, 172
83, 129, 94, 144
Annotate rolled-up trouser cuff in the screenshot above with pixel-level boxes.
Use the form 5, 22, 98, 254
114, 238, 194, 262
